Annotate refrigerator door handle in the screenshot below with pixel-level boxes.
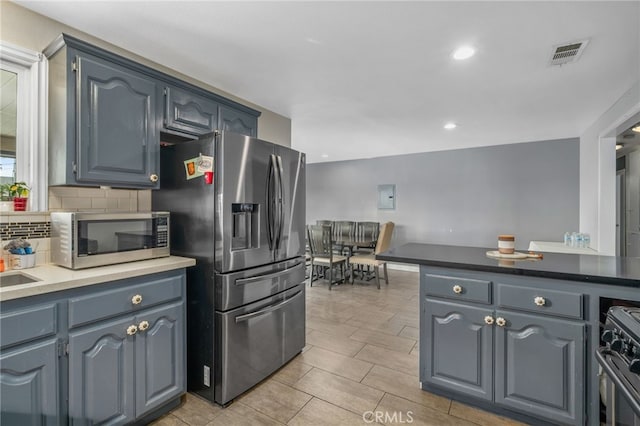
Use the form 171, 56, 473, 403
234, 290, 303, 323
266, 154, 277, 250
234, 261, 304, 286
274, 155, 285, 251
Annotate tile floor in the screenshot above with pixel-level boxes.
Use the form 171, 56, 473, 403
152, 269, 527, 426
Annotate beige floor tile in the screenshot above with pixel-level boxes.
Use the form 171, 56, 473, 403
298, 346, 374, 381
306, 329, 366, 357
349, 328, 416, 353
344, 317, 407, 336
287, 398, 370, 426
362, 365, 450, 413
238, 380, 312, 424
355, 344, 418, 376
293, 368, 384, 416
449, 400, 529, 426
149, 413, 189, 426
390, 311, 420, 327
306, 316, 359, 337
171, 393, 222, 426
271, 359, 313, 386
398, 325, 419, 340
206, 402, 284, 425
375, 394, 476, 426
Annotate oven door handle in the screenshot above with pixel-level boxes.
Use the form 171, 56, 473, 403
234, 290, 302, 323
596, 348, 640, 417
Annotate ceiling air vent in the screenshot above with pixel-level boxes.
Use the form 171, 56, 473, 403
549, 39, 589, 66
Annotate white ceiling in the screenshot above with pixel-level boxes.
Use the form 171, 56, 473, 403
15, 1, 640, 163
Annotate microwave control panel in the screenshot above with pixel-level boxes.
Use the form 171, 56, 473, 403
156, 216, 169, 248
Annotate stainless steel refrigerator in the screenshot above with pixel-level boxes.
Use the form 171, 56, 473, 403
152, 131, 306, 405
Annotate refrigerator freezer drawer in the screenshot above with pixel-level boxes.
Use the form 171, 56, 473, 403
214, 285, 305, 405
215, 258, 304, 311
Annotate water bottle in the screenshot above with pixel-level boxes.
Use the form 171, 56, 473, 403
570, 232, 578, 248
575, 233, 584, 248
564, 232, 571, 246
583, 233, 591, 249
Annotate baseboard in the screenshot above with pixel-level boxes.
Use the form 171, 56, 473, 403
386, 262, 419, 272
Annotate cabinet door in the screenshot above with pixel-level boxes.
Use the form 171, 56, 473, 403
164, 86, 218, 136
0, 339, 60, 426
219, 105, 257, 137
135, 301, 185, 416
68, 316, 135, 425
76, 54, 159, 188
423, 299, 493, 401
494, 310, 584, 425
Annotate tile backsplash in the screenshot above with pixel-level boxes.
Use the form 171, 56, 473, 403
0, 213, 52, 268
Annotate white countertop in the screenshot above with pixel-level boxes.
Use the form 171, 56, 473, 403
528, 241, 599, 255
0, 256, 196, 302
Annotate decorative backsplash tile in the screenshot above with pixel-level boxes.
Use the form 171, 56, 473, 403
0, 221, 51, 240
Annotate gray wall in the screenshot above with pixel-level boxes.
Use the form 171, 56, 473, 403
307, 138, 579, 251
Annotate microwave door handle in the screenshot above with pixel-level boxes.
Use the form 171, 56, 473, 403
234, 290, 302, 323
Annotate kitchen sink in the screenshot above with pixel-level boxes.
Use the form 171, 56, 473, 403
0, 271, 41, 287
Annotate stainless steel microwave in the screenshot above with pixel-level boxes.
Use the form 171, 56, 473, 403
50, 212, 170, 269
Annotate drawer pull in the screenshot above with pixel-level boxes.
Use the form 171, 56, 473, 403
452, 285, 463, 294
496, 317, 507, 327
150, 173, 159, 183
484, 316, 495, 325
534, 296, 546, 306
138, 320, 150, 332
126, 325, 138, 336
131, 294, 143, 305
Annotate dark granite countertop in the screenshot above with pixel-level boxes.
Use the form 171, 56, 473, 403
377, 243, 640, 287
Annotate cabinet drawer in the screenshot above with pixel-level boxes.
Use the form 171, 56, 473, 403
424, 273, 492, 304
68, 273, 184, 328
496, 283, 583, 319
0, 303, 57, 349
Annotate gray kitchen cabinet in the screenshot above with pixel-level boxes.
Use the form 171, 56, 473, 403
423, 299, 493, 401
421, 267, 586, 425
0, 302, 61, 426
68, 316, 135, 425
494, 310, 585, 425
0, 339, 60, 426
219, 104, 258, 137
163, 85, 218, 137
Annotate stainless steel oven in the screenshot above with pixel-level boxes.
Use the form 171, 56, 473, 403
51, 212, 170, 269
597, 306, 640, 425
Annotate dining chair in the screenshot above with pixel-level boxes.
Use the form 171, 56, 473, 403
353, 221, 380, 254
349, 221, 395, 289
333, 221, 355, 239
307, 224, 348, 290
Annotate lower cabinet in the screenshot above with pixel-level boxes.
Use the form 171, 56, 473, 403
423, 297, 585, 425
69, 301, 184, 425
0, 339, 60, 426
0, 269, 187, 425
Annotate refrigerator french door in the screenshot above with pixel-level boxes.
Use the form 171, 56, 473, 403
152, 130, 306, 406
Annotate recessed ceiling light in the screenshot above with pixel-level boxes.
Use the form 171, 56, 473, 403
444, 122, 457, 130
616, 144, 624, 151
452, 46, 475, 60
632, 125, 640, 133
321, 154, 329, 158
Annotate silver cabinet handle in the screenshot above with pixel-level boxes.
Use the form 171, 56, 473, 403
534, 296, 546, 306
150, 174, 159, 183
126, 325, 138, 336
452, 285, 463, 294
131, 294, 143, 305
484, 316, 494, 325
496, 317, 507, 327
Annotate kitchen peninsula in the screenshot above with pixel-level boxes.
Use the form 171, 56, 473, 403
377, 243, 640, 426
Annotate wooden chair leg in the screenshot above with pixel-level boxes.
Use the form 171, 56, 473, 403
383, 262, 389, 285
309, 260, 314, 286
375, 265, 381, 289
329, 263, 333, 290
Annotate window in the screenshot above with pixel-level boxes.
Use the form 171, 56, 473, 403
0, 41, 47, 211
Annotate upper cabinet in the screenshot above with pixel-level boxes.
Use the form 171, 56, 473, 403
45, 34, 261, 189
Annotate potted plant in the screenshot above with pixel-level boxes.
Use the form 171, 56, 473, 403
0, 183, 12, 212
8, 182, 30, 211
